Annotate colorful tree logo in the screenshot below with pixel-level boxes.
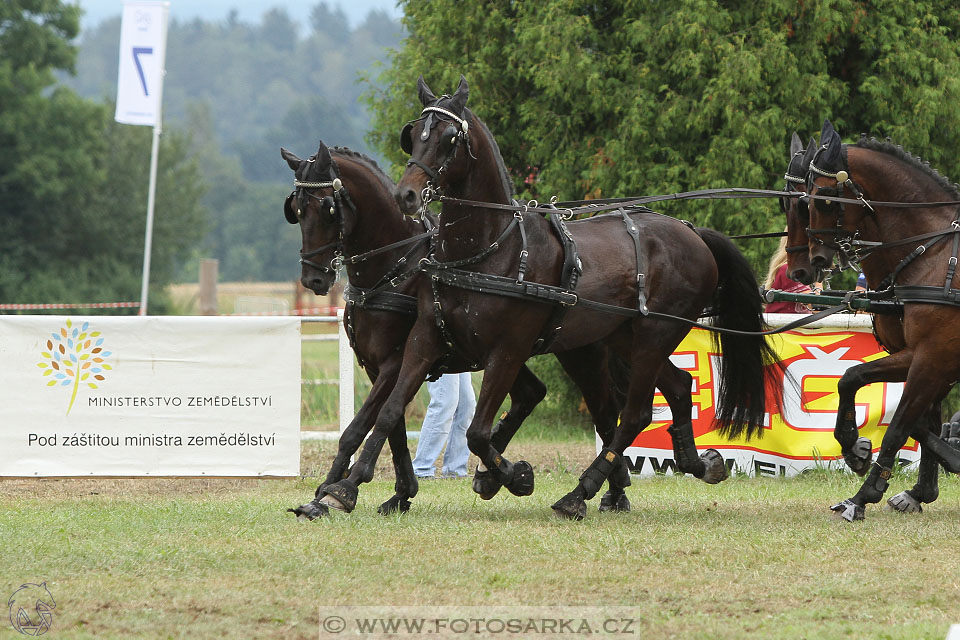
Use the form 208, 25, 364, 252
37, 320, 113, 416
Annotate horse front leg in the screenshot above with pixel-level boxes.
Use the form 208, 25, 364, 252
290, 366, 405, 520
468, 356, 536, 500
832, 359, 952, 522
472, 364, 546, 500
314, 333, 440, 516
833, 352, 912, 475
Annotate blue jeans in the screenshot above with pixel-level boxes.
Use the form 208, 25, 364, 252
412, 372, 476, 477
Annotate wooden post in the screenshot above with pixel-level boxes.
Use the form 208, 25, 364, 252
199, 259, 218, 315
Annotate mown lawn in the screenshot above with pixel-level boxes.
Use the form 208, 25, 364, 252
2, 441, 959, 639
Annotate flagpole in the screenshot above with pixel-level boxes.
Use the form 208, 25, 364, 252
139, 121, 162, 315
117, 0, 169, 316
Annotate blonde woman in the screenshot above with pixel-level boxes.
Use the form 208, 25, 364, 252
763, 234, 819, 313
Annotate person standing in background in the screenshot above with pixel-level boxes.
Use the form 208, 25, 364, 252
763, 234, 821, 313
412, 372, 476, 478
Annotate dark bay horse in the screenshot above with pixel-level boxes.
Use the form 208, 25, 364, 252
313, 75, 779, 520
280, 141, 712, 519
781, 131, 946, 515
804, 119, 960, 520
281, 142, 433, 517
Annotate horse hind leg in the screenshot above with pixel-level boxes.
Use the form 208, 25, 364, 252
888, 403, 943, 514
553, 345, 632, 513
553, 380, 660, 521
468, 357, 538, 501
377, 417, 419, 515
472, 364, 546, 500
658, 361, 728, 484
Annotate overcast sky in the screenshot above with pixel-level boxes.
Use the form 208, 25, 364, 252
73, 0, 402, 31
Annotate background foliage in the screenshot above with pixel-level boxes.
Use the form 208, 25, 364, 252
367, 0, 960, 273
0, 1, 205, 311
63, 5, 403, 283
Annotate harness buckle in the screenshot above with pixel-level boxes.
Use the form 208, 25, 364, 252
559, 291, 578, 306
950, 257, 958, 267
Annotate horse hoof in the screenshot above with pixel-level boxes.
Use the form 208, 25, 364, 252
377, 495, 412, 515
887, 491, 922, 514
598, 490, 631, 513
505, 461, 535, 497
472, 468, 503, 500
551, 494, 587, 521
830, 499, 865, 522
699, 449, 728, 484
844, 437, 873, 476
320, 481, 358, 513
287, 500, 330, 521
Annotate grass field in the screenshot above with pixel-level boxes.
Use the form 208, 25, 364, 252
3, 439, 960, 639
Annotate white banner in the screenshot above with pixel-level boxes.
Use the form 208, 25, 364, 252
115, 1, 169, 126
0, 316, 300, 477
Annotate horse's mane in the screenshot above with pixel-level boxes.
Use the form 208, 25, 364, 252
465, 108, 515, 199
853, 135, 960, 199
330, 146, 397, 193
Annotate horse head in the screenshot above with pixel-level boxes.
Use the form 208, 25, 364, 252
806, 119, 860, 273
395, 75, 475, 215
782, 132, 820, 284
281, 141, 354, 295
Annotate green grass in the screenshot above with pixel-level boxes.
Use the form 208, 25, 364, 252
3, 444, 960, 639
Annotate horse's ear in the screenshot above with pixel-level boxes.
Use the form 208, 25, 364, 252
790, 132, 802, 156
281, 147, 301, 171
820, 119, 837, 143
448, 75, 469, 115
818, 120, 843, 167
314, 141, 332, 168
417, 75, 437, 106
802, 137, 817, 165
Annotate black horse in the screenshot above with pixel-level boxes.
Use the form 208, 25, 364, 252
313, 76, 779, 520
282, 140, 728, 519
804, 119, 960, 520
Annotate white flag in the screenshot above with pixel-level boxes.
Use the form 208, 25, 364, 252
115, 1, 169, 126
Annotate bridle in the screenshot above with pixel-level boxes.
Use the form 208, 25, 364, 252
400, 103, 474, 212
782, 147, 812, 256
805, 142, 874, 263
289, 155, 356, 279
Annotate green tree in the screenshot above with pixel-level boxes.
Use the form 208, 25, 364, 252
0, 2, 206, 312
367, 0, 960, 270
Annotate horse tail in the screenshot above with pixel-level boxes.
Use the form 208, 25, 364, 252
696, 227, 784, 440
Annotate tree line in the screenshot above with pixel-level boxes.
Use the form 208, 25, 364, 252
366, 0, 960, 279
5, 0, 960, 309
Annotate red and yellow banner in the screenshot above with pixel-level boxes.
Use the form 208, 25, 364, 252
624, 323, 916, 476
